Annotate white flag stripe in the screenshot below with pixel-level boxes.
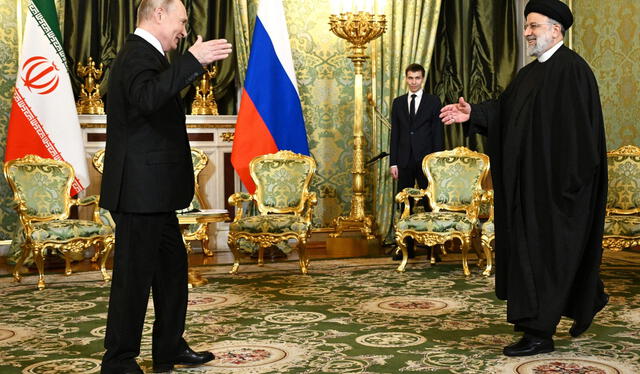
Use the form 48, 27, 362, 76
257, 0, 299, 94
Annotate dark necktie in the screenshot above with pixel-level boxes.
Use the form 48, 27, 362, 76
409, 93, 417, 122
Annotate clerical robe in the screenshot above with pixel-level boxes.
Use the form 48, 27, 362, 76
469, 45, 608, 335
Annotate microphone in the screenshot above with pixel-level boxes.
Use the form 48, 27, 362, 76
366, 151, 390, 165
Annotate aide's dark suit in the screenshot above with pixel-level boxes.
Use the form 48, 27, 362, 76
389, 92, 444, 192
100, 34, 204, 373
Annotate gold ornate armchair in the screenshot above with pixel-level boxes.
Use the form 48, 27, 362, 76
4, 155, 114, 290
602, 145, 640, 251
394, 147, 492, 276
93, 148, 213, 255
227, 150, 317, 274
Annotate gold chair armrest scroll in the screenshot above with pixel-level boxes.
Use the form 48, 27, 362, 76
228, 192, 254, 222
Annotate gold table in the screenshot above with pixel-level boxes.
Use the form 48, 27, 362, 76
178, 211, 229, 287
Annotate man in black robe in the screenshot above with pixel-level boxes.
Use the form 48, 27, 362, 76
440, 0, 608, 357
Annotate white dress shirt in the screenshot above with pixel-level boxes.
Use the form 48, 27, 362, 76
538, 40, 563, 63
407, 89, 423, 114
134, 28, 165, 56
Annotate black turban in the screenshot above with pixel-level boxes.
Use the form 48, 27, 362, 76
525, 0, 573, 30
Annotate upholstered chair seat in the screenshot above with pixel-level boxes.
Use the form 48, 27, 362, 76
29, 220, 113, 241
397, 212, 474, 232
230, 214, 310, 234
228, 150, 317, 274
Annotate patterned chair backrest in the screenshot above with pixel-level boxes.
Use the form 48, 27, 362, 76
250, 150, 316, 214
4, 154, 74, 220
606, 145, 640, 214
423, 147, 490, 213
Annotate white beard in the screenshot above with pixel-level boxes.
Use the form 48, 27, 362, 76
527, 32, 554, 58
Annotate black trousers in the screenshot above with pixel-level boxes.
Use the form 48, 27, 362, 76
397, 154, 429, 193
101, 212, 188, 373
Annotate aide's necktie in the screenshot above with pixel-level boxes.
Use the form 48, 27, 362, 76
409, 93, 417, 121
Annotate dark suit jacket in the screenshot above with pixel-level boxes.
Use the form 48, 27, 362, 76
101, 34, 204, 213
389, 93, 444, 168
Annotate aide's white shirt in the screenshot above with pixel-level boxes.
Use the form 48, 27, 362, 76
407, 89, 423, 114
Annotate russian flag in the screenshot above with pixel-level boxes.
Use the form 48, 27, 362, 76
231, 0, 310, 193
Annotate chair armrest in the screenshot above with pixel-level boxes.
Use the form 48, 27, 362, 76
303, 192, 318, 225
72, 195, 103, 223
481, 190, 494, 221
228, 192, 254, 222
395, 188, 428, 219
75, 195, 100, 207
467, 188, 485, 222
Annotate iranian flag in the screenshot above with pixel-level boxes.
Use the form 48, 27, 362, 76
5, 0, 88, 195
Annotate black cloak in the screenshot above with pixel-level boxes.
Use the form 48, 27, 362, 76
469, 45, 608, 335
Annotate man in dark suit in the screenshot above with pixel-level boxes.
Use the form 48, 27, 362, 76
99, 1, 232, 373
389, 63, 444, 260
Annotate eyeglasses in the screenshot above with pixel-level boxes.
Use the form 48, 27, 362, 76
523, 22, 552, 31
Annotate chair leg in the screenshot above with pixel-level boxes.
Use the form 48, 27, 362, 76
395, 236, 409, 272
227, 237, 241, 274
12, 242, 31, 283
481, 238, 493, 276
258, 245, 265, 266
201, 235, 212, 257
297, 239, 309, 275
64, 254, 72, 276
100, 238, 114, 282
33, 245, 46, 290
461, 237, 471, 277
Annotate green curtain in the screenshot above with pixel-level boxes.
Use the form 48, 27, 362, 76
371, 0, 442, 241
425, 0, 518, 151
62, 0, 237, 114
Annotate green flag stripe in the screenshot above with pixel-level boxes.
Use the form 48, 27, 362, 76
31, 0, 62, 42
28, 1, 67, 68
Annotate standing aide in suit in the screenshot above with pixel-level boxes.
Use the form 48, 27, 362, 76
389, 63, 444, 260
99, 0, 232, 373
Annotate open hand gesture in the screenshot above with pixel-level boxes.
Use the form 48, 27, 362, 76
440, 97, 471, 125
188, 36, 233, 66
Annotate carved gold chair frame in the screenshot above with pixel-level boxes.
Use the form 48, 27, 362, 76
5, 154, 114, 290
394, 147, 492, 276
602, 144, 640, 251
227, 150, 317, 275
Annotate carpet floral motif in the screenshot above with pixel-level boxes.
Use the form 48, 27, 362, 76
0, 256, 638, 373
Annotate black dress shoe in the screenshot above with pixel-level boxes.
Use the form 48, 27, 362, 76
570, 294, 609, 337
503, 334, 554, 357
153, 347, 215, 372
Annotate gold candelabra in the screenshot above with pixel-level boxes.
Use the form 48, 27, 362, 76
76, 57, 105, 114
191, 66, 219, 115
329, 8, 386, 240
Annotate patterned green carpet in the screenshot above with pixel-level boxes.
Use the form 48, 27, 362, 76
0, 252, 639, 374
